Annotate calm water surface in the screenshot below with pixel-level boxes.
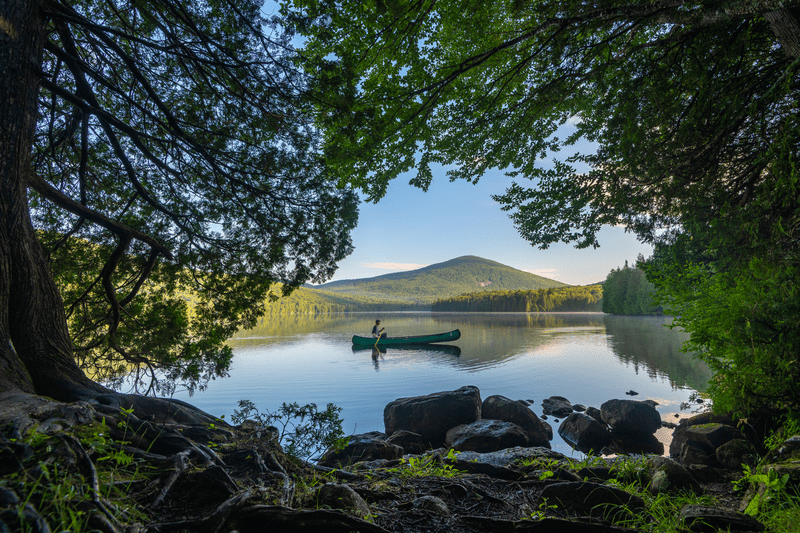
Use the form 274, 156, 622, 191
171, 312, 712, 455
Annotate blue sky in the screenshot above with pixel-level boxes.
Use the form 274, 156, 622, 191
325, 164, 653, 286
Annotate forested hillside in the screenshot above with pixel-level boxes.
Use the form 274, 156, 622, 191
314, 256, 565, 305
431, 285, 602, 312
602, 262, 661, 316
262, 285, 423, 314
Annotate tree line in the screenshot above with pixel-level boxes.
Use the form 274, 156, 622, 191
602, 260, 662, 316
431, 285, 603, 313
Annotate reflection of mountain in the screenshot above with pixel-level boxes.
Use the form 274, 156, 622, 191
603, 315, 712, 391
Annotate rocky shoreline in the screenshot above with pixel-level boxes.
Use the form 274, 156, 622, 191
1, 386, 797, 532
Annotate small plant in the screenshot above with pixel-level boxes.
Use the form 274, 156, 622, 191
231, 399, 345, 462
389, 451, 465, 479
529, 497, 558, 520
737, 465, 791, 516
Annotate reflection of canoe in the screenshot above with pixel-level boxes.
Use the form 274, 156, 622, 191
352, 344, 461, 356
351, 329, 461, 346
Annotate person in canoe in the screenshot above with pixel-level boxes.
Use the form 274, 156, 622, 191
372, 319, 387, 339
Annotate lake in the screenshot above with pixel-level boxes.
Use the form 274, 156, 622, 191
171, 312, 712, 456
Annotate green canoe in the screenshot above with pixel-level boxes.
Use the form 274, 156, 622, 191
351, 329, 461, 346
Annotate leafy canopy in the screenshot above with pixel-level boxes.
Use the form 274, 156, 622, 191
33, 0, 358, 394
283, 0, 798, 248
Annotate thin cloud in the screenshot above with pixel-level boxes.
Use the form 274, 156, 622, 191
363, 262, 428, 271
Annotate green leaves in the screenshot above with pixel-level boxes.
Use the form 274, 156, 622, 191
33, 0, 360, 393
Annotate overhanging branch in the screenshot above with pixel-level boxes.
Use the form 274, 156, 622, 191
27, 173, 174, 260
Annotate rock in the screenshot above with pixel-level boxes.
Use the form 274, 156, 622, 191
412, 495, 451, 517
452, 446, 567, 468
585, 406, 603, 424
609, 429, 665, 455
646, 456, 702, 495
558, 413, 611, 454
317, 483, 371, 518
625, 390, 638, 396
600, 399, 661, 436
385, 430, 427, 455
383, 386, 481, 448
445, 419, 529, 453
680, 505, 765, 532
541, 396, 573, 418
539, 481, 644, 519
318, 433, 403, 467
669, 412, 736, 458
685, 423, 745, 451
680, 439, 716, 467
716, 439, 756, 471
572, 404, 586, 412
542, 419, 553, 441
481, 395, 552, 448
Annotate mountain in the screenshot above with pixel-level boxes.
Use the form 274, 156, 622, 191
311, 255, 567, 305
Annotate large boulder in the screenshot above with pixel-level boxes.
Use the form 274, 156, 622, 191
541, 396, 573, 418
538, 481, 644, 519
445, 420, 529, 453
558, 412, 611, 454
316, 483, 371, 518
675, 421, 746, 468
385, 430, 428, 455
600, 399, 661, 436
384, 386, 482, 448
669, 412, 736, 457
317, 432, 403, 467
646, 456, 702, 495
482, 395, 551, 448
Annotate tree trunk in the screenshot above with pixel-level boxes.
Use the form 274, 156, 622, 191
764, 8, 800, 59
1, 0, 105, 400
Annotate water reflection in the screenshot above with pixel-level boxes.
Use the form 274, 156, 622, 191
603, 315, 713, 392
352, 344, 462, 371
230, 312, 711, 392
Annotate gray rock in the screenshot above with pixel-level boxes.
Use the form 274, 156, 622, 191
680, 439, 716, 467
585, 406, 603, 424
413, 495, 451, 517
680, 505, 765, 532
716, 439, 756, 471
452, 446, 566, 468
646, 456, 702, 495
542, 396, 573, 418
609, 429, 664, 455
383, 386, 481, 448
445, 419, 529, 453
600, 399, 661, 436
669, 412, 736, 458
318, 433, 403, 467
482, 395, 551, 448
558, 412, 611, 454
317, 483, 371, 518
386, 430, 427, 455
685, 423, 744, 451
539, 481, 644, 519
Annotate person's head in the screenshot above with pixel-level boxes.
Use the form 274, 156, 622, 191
375, 319, 381, 325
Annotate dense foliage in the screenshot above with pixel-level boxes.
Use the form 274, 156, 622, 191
16, 0, 358, 395
282, 0, 800, 420
431, 285, 602, 313
602, 261, 661, 316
